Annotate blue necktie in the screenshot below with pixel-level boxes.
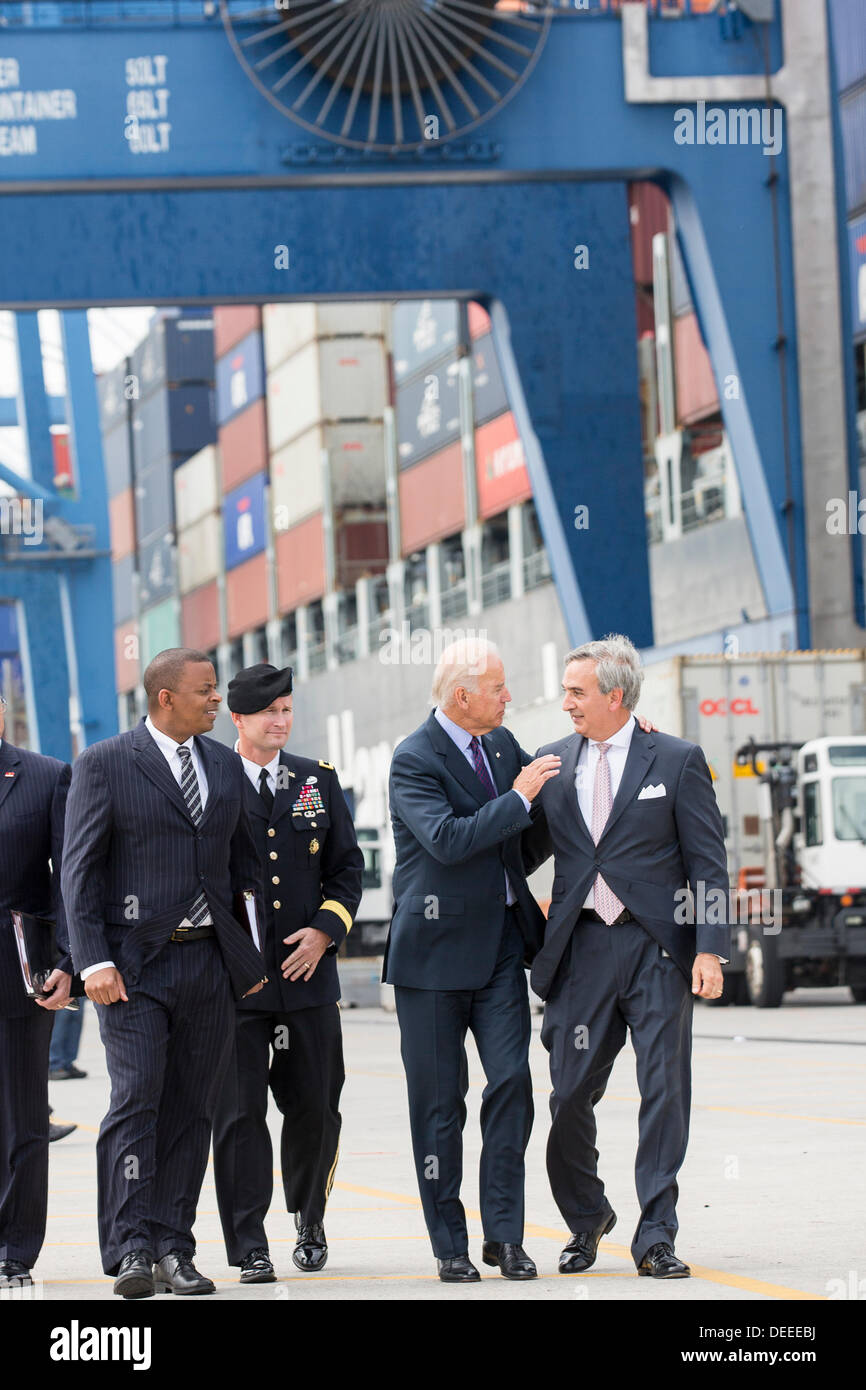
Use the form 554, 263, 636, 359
468, 736, 498, 801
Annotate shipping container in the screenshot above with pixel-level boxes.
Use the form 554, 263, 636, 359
263, 302, 387, 373
335, 515, 389, 589
266, 337, 388, 454
181, 578, 221, 652
226, 551, 269, 639
471, 333, 509, 427
51, 430, 73, 491
178, 512, 222, 594
0, 603, 18, 654
395, 353, 461, 468
103, 422, 132, 499
138, 531, 176, 611
114, 619, 139, 694
134, 455, 174, 543
830, 0, 866, 93
97, 360, 132, 432
109, 487, 136, 560
467, 301, 491, 341
174, 444, 220, 531
670, 232, 694, 317
214, 305, 262, 359
628, 181, 670, 288
475, 412, 532, 519
392, 300, 460, 383
140, 597, 181, 667
216, 329, 265, 427
112, 552, 136, 625
674, 311, 719, 425
223, 470, 268, 571
131, 314, 215, 395
841, 86, 866, 213
275, 513, 326, 611
132, 384, 216, 472
399, 442, 465, 553
219, 397, 268, 492
270, 421, 386, 530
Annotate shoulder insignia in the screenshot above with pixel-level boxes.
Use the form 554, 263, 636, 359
318, 760, 335, 770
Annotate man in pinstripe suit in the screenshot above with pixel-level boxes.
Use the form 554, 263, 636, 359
0, 692, 72, 1289
61, 648, 266, 1300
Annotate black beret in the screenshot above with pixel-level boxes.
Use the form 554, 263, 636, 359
227, 663, 293, 714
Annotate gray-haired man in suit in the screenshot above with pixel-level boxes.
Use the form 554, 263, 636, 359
525, 635, 729, 1280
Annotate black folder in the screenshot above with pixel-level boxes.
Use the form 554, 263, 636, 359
10, 910, 85, 1001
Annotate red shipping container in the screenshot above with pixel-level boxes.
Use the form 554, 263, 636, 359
628, 182, 670, 287
219, 397, 268, 492
399, 442, 465, 553
182, 578, 221, 651
674, 312, 719, 425
52, 430, 73, 490
109, 488, 136, 560
214, 305, 263, 359
115, 620, 139, 693
475, 412, 532, 520
226, 551, 269, 639
275, 514, 326, 612
468, 301, 491, 340
335, 517, 389, 589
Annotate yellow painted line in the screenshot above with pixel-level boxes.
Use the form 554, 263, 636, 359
50, 1121, 99, 1134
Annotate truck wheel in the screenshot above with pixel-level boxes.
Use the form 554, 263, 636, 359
745, 930, 786, 1008
851, 986, 866, 1004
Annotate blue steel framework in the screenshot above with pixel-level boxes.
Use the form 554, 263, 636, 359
0, 1, 857, 758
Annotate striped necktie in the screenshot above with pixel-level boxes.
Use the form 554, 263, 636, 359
590, 742, 626, 925
468, 736, 498, 801
176, 745, 210, 927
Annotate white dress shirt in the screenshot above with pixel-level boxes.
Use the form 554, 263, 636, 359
80, 717, 213, 979
236, 742, 281, 796
577, 715, 636, 910
434, 706, 530, 907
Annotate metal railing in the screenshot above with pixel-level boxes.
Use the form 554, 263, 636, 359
523, 548, 552, 591
481, 562, 513, 609
307, 640, 326, 674
335, 627, 359, 665
440, 583, 469, 621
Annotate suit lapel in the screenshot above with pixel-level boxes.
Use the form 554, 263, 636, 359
426, 712, 488, 808
546, 733, 595, 850
194, 735, 222, 827
481, 731, 511, 796
597, 722, 656, 842
0, 741, 22, 812
132, 720, 194, 824
272, 751, 298, 826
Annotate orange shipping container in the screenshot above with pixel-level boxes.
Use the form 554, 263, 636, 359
109, 488, 136, 560
674, 312, 719, 425
275, 514, 326, 612
475, 412, 532, 520
399, 443, 465, 553
182, 579, 221, 651
214, 305, 262, 359
115, 620, 139, 693
468, 301, 491, 340
219, 397, 268, 493
628, 182, 670, 287
226, 551, 269, 639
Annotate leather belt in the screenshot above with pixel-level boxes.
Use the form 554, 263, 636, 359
578, 908, 634, 925
169, 925, 216, 943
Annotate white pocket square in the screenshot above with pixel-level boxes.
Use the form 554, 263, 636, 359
637, 784, 666, 800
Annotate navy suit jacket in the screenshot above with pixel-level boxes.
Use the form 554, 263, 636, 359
0, 740, 71, 1019
525, 720, 731, 998
61, 718, 265, 1000
383, 711, 546, 991
237, 749, 364, 1013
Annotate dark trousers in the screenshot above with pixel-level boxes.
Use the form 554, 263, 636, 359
212, 1003, 345, 1265
540, 919, 693, 1266
93, 937, 234, 1275
49, 999, 85, 1071
0, 1009, 53, 1267
394, 913, 533, 1259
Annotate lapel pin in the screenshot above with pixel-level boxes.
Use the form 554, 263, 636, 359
495, 752, 500, 758
4, 770, 14, 777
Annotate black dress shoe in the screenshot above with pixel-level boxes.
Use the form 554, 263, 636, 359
48, 1121, 77, 1142
482, 1242, 537, 1280
293, 1224, 328, 1272
559, 1211, 617, 1274
153, 1251, 215, 1295
637, 1242, 690, 1279
48, 1065, 88, 1080
239, 1248, 276, 1283
0, 1260, 32, 1289
437, 1254, 481, 1282
113, 1251, 154, 1300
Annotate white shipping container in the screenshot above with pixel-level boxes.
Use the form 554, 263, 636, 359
270, 421, 386, 531
174, 445, 220, 531
266, 337, 387, 453
177, 512, 222, 594
263, 302, 388, 373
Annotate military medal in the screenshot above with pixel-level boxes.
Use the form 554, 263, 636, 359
309, 838, 320, 854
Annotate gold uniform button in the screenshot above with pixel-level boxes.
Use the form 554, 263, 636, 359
271, 875, 280, 885
273, 899, 281, 909
267, 828, 276, 838
269, 851, 278, 860
310, 821, 317, 828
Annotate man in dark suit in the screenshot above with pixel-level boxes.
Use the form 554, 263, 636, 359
526, 635, 730, 1279
384, 638, 560, 1283
0, 692, 72, 1289
61, 648, 266, 1300
212, 663, 363, 1282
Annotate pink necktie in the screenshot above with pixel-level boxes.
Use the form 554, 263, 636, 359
590, 742, 625, 925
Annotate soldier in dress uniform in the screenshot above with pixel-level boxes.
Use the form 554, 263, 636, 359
212, 663, 364, 1281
